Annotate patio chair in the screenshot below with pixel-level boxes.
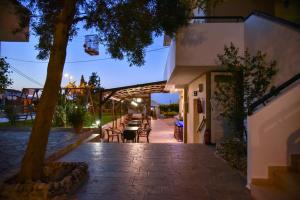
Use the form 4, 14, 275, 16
105, 128, 121, 143
137, 128, 151, 143
142, 122, 150, 130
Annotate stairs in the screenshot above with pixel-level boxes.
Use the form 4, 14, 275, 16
251, 155, 300, 200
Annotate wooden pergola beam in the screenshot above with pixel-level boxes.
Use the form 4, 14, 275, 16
102, 90, 117, 104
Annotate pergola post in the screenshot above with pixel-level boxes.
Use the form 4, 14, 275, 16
147, 94, 151, 123
120, 100, 123, 123
112, 99, 115, 129
99, 88, 103, 137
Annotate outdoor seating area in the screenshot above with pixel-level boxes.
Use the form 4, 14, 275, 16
103, 114, 152, 143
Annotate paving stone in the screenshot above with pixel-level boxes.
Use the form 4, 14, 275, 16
60, 143, 252, 199
0, 130, 80, 182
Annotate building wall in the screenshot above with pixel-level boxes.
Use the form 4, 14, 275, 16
208, 0, 300, 24
207, 0, 275, 17
247, 83, 300, 184
187, 74, 207, 143
178, 89, 184, 119
175, 23, 244, 67
164, 40, 176, 81
245, 15, 300, 87
0, 0, 29, 42
274, 0, 300, 24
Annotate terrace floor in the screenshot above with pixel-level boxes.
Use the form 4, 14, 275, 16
148, 118, 178, 143
61, 143, 251, 200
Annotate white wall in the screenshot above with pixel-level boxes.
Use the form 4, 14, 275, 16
245, 15, 300, 87
247, 83, 300, 186
164, 23, 244, 86
164, 40, 176, 81
187, 74, 207, 143
176, 23, 244, 67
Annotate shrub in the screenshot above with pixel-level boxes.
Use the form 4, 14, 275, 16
52, 105, 66, 127
216, 135, 247, 175
67, 106, 86, 127
4, 105, 18, 125
159, 104, 179, 113
162, 111, 178, 118
83, 112, 95, 127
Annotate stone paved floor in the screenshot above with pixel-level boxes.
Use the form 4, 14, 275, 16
0, 130, 80, 182
148, 118, 178, 143
61, 143, 252, 199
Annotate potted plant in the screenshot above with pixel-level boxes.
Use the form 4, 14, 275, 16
67, 106, 86, 133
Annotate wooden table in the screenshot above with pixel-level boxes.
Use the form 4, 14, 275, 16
127, 120, 142, 127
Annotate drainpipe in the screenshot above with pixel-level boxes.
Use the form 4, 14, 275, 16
99, 88, 103, 136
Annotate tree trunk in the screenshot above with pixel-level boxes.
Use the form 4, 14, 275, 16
18, 0, 77, 182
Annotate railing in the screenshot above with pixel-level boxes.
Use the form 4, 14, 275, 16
191, 16, 244, 23
248, 73, 300, 115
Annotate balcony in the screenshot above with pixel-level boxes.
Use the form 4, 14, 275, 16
164, 19, 244, 87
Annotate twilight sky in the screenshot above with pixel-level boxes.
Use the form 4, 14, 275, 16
1, 25, 179, 104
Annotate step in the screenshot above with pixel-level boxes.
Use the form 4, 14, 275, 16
251, 184, 295, 200
272, 171, 300, 198
291, 154, 300, 172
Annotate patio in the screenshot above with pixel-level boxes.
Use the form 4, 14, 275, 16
60, 143, 251, 200
100, 117, 179, 144
149, 118, 178, 143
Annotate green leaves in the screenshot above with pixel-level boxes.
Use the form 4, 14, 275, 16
88, 72, 100, 89
19, 0, 195, 66
214, 43, 277, 139
0, 58, 13, 92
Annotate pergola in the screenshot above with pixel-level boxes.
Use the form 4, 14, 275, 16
98, 81, 167, 128
101, 80, 167, 101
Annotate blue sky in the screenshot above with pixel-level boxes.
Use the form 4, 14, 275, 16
1, 27, 179, 104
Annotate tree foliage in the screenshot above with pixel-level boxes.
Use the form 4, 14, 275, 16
88, 72, 100, 89
20, 0, 196, 66
0, 58, 13, 92
214, 43, 277, 139
79, 75, 87, 87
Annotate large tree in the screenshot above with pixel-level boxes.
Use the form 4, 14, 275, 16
16, 0, 197, 181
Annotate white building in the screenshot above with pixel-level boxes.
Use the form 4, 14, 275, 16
163, 0, 300, 192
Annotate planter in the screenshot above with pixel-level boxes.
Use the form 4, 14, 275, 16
0, 162, 88, 200
73, 123, 83, 134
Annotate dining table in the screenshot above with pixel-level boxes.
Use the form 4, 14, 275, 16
127, 120, 142, 127
123, 126, 140, 142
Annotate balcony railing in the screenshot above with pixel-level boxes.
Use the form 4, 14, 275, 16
191, 16, 244, 24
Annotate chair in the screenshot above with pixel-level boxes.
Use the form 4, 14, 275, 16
142, 122, 150, 130
105, 128, 121, 143
137, 128, 151, 143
